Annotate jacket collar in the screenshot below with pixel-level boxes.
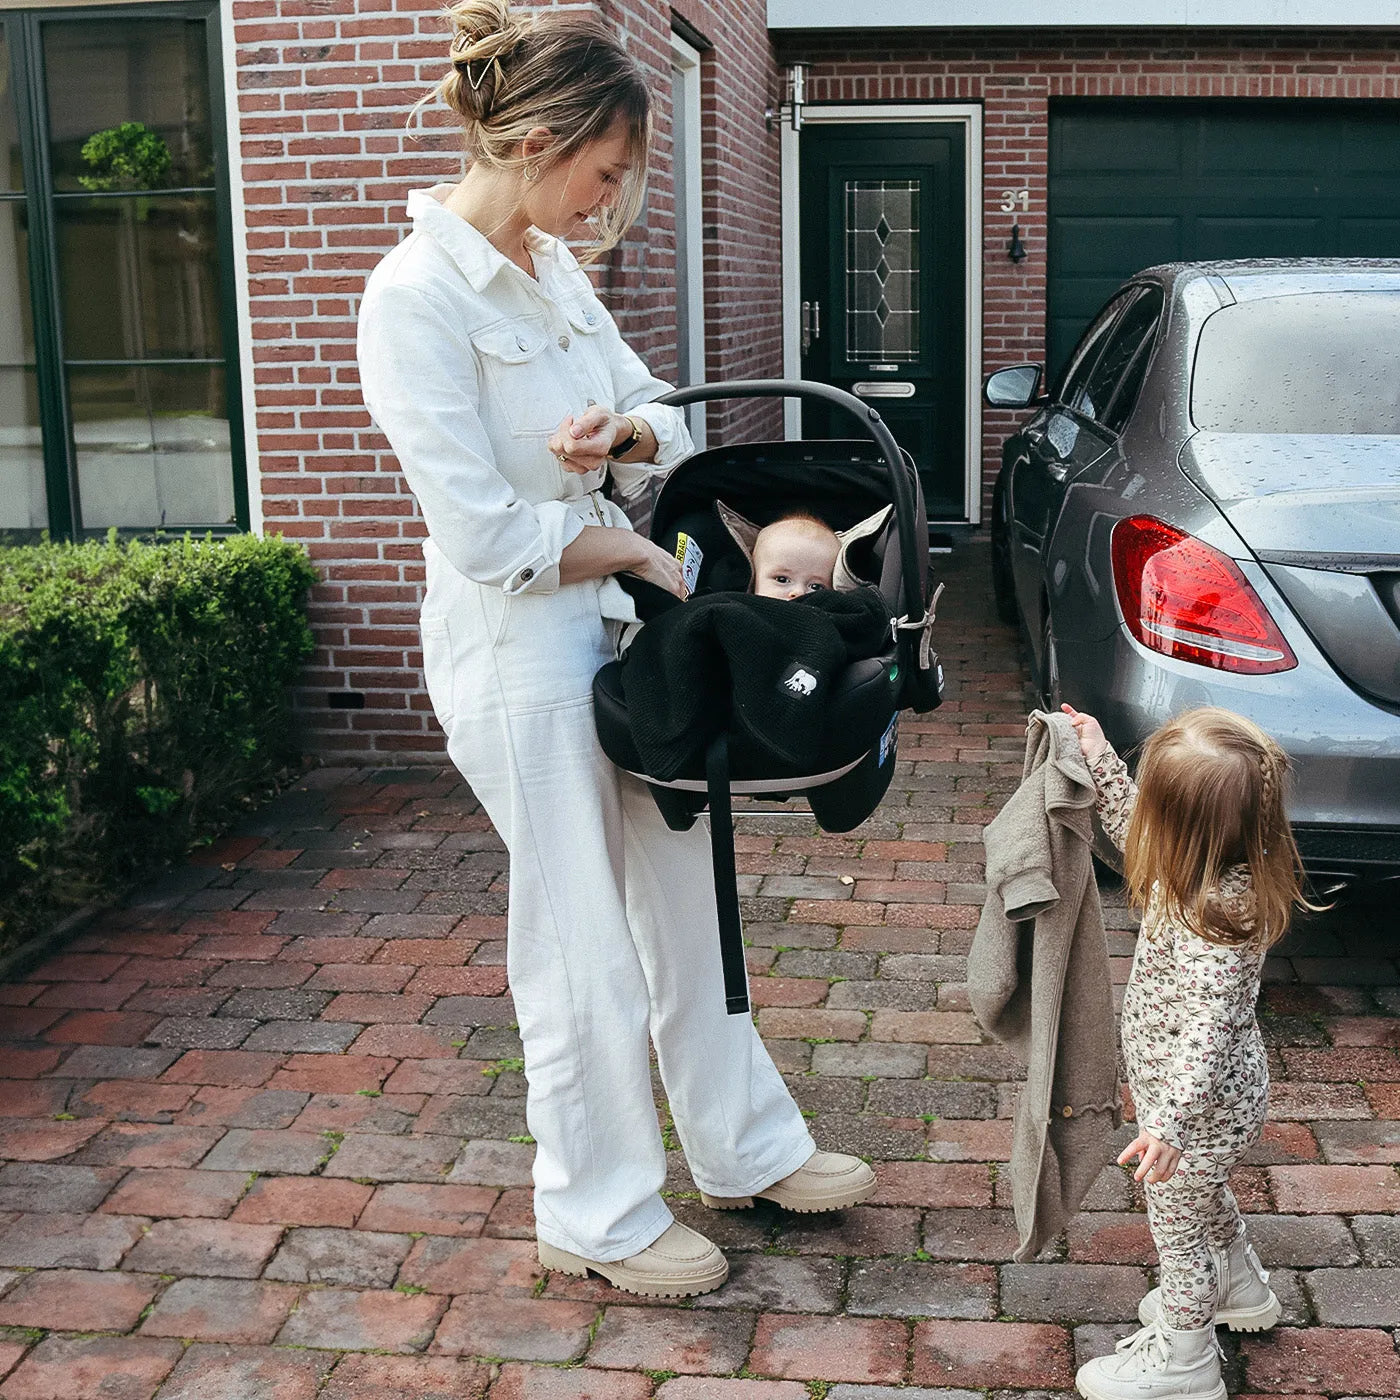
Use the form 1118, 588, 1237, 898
407, 185, 581, 293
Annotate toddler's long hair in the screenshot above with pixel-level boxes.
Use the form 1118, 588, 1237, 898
1124, 707, 1314, 947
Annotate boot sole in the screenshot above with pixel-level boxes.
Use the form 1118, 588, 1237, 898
1138, 1293, 1282, 1333
536, 1239, 728, 1299
700, 1168, 877, 1215
1078, 1374, 1226, 1400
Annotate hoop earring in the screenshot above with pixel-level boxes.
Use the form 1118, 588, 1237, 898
524, 163, 540, 181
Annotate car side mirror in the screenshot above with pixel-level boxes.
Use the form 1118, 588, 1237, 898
984, 364, 1044, 408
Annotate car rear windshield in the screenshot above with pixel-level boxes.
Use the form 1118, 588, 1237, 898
1192, 290, 1400, 434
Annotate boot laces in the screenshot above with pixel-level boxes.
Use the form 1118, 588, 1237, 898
1114, 1323, 1171, 1373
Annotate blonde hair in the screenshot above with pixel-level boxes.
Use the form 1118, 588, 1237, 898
1124, 707, 1316, 948
417, 0, 652, 260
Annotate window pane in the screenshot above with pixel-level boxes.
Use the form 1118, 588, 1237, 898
1, 31, 22, 193
44, 19, 212, 193
845, 179, 921, 364
71, 363, 233, 529
1, 199, 34, 362
0, 367, 46, 533
56, 194, 222, 360
1193, 292, 1400, 434
1074, 287, 1163, 427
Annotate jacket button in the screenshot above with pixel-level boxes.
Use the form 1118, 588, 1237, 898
516, 337, 528, 352
1062, 1105, 1074, 1118
518, 567, 534, 584
558, 334, 571, 350
584, 311, 597, 325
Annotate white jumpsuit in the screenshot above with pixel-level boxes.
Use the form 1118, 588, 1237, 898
356, 187, 815, 1262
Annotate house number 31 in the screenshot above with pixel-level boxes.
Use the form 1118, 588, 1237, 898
999, 189, 1030, 213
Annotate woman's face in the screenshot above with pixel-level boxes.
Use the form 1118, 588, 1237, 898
524, 117, 633, 240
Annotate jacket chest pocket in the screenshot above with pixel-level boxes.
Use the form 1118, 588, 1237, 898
471, 315, 569, 437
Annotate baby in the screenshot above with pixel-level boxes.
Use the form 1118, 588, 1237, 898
751, 513, 841, 600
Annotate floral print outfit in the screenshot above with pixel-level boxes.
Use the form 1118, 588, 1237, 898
1090, 745, 1269, 1331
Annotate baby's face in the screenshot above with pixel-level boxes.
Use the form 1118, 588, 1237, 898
752, 523, 839, 600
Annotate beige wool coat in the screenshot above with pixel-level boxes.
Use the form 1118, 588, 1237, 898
968, 709, 1121, 1263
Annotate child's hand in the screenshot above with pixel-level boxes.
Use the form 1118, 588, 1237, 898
1118, 1130, 1182, 1184
1061, 703, 1109, 764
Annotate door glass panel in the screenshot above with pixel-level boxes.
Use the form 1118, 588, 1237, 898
845, 179, 920, 363
1, 31, 23, 192
70, 363, 233, 529
56, 194, 222, 360
1, 200, 34, 362
44, 19, 213, 193
0, 367, 46, 534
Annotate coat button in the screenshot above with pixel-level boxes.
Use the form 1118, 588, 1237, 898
558, 334, 571, 350
584, 311, 597, 325
518, 567, 534, 584
516, 336, 529, 352
1062, 1105, 1074, 1118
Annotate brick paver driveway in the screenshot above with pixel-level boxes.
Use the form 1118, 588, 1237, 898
1, 541, 1397, 1400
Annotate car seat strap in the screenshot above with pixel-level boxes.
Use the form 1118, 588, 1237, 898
705, 732, 750, 1016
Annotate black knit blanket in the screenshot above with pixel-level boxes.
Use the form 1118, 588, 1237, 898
617, 587, 892, 779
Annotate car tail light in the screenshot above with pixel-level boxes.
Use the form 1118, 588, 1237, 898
1110, 516, 1297, 675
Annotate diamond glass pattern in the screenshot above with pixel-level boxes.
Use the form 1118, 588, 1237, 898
845, 179, 920, 363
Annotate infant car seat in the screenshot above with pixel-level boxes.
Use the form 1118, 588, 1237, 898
592, 381, 944, 1013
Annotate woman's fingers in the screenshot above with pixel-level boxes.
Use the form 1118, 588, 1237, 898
570, 405, 613, 441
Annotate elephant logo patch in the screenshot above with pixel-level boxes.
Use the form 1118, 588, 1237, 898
781, 665, 819, 697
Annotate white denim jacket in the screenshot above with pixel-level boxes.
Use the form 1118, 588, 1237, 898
357, 186, 692, 608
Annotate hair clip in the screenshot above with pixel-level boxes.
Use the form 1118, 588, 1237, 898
464, 59, 495, 91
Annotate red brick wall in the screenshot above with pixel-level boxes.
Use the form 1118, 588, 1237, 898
232, 0, 782, 759
773, 28, 1400, 522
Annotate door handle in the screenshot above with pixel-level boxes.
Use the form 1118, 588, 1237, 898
853, 381, 915, 398
801, 299, 822, 353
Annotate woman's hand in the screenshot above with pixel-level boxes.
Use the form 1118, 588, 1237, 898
1118, 1129, 1182, 1184
548, 407, 629, 475
1061, 702, 1109, 764
622, 536, 688, 600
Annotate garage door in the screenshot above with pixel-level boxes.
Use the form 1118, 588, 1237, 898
1048, 101, 1400, 377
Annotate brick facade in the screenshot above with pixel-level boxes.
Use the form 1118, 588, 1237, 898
233, 0, 781, 758
232, 13, 1400, 758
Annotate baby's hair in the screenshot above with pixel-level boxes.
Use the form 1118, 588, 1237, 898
1123, 706, 1317, 948
756, 511, 838, 542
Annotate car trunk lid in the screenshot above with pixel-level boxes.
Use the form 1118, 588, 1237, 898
1180, 433, 1400, 707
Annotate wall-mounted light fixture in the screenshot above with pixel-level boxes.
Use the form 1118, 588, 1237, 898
1008, 222, 1027, 263
765, 63, 806, 132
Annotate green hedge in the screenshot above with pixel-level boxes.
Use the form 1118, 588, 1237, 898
0, 532, 317, 948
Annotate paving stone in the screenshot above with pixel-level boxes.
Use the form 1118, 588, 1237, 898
140, 1278, 301, 1344
357, 1182, 497, 1238
0, 1117, 104, 1161
847, 1259, 997, 1319
275, 1287, 447, 1352
215, 989, 332, 1021
232, 1176, 372, 1228
1065, 1212, 1157, 1265
1314, 1120, 1400, 1164
199, 1128, 329, 1174
1351, 1214, 1400, 1265
810, 1042, 928, 1077
120, 1218, 282, 1278
911, 1320, 1074, 1390
267, 1054, 396, 1094
381, 1058, 495, 1096
291, 1091, 423, 1135
1240, 1326, 1400, 1395
0, 1163, 123, 1214
151, 1342, 333, 1400
1242, 1215, 1359, 1268
102, 1168, 249, 1219
489, 1365, 652, 1400
320, 1132, 461, 1182
1304, 1268, 1400, 1326
999, 1264, 1150, 1323
0, 1335, 182, 1400
432, 1293, 597, 1361
1269, 1165, 1400, 1213
828, 1390, 979, 1400
869, 1161, 992, 1208
866, 1079, 998, 1119
264, 1226, 412, 1286
747, 1312, 907, 1384
0, 1211, 144, 1269
145, 1018, 258, 1050
923, 1207, 1024, 1262
70, 1123, 223, 1168
176, 1087, 309, 1129
774, 1205, 920, 1257
692, 1252, 843, 1314
0, 1267, 159, 1332
396, 1236, 542, 1295
160, 1050, 286, 1088
319, 1355, 490, 1400
242, 1021, 361, 1053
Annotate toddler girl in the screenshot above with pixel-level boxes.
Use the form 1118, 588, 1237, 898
1062, 704, 1312, 1400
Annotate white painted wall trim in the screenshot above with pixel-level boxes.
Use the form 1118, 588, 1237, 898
780, 103, 984, 526
669, 32, 708, 453
220, 0, 263, 534
768, 0, 1400, 28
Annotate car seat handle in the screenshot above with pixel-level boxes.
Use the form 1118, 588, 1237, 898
656, 378, 925, 616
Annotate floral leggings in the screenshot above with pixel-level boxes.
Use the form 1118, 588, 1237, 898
1143, 1095, 1266, 1330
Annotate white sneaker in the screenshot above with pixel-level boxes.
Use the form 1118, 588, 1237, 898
1139, 1231, 1281, 1332
1076, 1320, 1226, 1400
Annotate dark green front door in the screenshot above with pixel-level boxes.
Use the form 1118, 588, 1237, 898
799, 123, 966, 521
1048, 100, 1400, 379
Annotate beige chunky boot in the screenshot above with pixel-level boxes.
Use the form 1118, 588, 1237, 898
1139, 1231, 1282, 1332
537, 1220, 727, 1298
699, 1150, 876, 1213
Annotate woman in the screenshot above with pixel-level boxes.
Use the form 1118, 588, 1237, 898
356, 0, 874, 1298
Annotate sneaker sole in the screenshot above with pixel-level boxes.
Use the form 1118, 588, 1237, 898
699, 1178, 876, 1214
536, 1239, 728, 1299
1137, 1293, 1283, 1333
1077, 1372, 1227, 1400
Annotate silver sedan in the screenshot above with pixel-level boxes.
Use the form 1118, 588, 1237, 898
984, 260, 1400, 886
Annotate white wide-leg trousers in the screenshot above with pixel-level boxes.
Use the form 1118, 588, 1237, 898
420, 553, 815, 1261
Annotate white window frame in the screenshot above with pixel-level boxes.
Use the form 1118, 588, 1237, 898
669, 31, 707, 452
781, 103, 984, 524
